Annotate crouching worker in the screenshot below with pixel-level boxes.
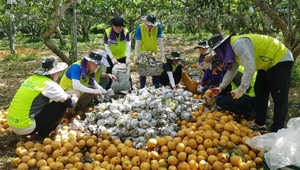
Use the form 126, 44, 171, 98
159, 51, 184, 90
60, 50, 110, 112
7, 58, 77, 141
215, 66, 257, 120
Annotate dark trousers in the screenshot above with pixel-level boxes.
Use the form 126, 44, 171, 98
105, 57, 132, 90
140, 76, 160, 88
215, 94, 255, 116
254, 61, 293, 132
34, 101, 68, 137
159, 70, 182, 87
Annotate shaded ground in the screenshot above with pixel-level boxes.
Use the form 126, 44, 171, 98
0, 38, 299, 169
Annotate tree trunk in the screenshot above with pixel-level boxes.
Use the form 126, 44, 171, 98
55, 27, 66, 45
41, 0, 74, 65
251, 0, 300, 59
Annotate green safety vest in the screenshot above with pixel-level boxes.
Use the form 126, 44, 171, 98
139, 23, 159, 53
231, 34, 288, 71
60, 60, 95, 92
231, 66, 256, 97
105, 27, 128, 59
7, 74, 51, 128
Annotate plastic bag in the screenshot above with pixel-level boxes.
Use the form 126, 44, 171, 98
245, 117, 300, 170
111, 63, 131, 92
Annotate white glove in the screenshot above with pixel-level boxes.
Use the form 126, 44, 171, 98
197, 85, 204, 93
125, 58, 131, 64
111, 58, 118, 65
230, 89, 243, 99
107, 74, 116, 81
93, 88, 107, 95
71, 94, 78, 107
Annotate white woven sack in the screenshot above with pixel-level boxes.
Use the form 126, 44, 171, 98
111, 63, 131, 92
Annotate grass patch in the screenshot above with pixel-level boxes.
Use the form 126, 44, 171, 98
291, 58, 300, 87
3, 53, 38, 63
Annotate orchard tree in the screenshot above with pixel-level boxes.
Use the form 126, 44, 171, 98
40, 0, 74, 64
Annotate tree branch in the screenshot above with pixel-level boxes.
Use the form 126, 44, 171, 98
251, 0, 291, 46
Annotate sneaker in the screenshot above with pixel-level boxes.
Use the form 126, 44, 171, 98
248, 123, 268, 132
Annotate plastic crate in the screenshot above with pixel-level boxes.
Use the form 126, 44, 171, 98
181, 72, 200, 93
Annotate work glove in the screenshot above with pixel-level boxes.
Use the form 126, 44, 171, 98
111, 58, 118, 65
71, 94, 78, 107
125, 58, 131, 65
107, 74, 117, 81
197, 85, 204, 93
93, 88, 107, 95
230, 89, 243, 99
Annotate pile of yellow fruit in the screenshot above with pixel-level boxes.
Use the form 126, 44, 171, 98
1, 98, 265, 170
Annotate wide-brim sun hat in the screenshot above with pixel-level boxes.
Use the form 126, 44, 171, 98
141, 13, 160, 26
208, 34, 231, 50
166, 51, 183, 60
84, 50, 110, 67
34, 58, 68, 75
194, 41, 210, 49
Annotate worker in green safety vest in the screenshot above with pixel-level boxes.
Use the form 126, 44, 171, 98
134, 13, 165, 89
208, 34, 294, 132
103, 16, 131, 89
8, 58, 77, 141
